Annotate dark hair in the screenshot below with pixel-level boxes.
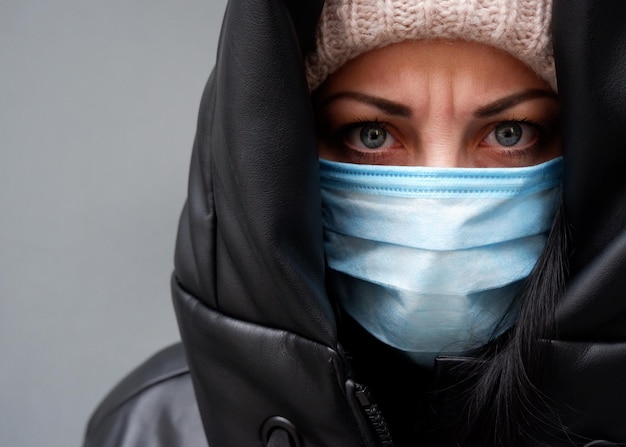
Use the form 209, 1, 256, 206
455, 200, 571, 446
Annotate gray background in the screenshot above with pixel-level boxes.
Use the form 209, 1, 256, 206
1, 0, 227, 445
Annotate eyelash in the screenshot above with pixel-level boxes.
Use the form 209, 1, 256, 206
338, 117, 389, 136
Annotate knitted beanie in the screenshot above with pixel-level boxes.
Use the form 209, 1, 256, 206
305, 0, 555, 91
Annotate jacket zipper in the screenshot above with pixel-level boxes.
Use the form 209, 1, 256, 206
354, 383, 395, 447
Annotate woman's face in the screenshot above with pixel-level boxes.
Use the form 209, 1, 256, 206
314, 40, 561, 168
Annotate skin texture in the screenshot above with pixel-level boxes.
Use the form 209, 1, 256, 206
314, 40, 562, 167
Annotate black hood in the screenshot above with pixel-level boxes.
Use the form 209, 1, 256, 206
172, 0, 626, 445
542, 1, 626, 441
171, 0, 373, 445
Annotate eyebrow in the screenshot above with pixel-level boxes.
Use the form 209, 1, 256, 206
318, 88, 558, 119
473, 89, 558, 118
317, 91, 412, 117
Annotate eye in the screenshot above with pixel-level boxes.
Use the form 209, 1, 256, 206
483, 121, 538, 149
360, 124, 387, 148
343, 122, 397, 150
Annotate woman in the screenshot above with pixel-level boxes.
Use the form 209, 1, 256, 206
84, 1, 626, 446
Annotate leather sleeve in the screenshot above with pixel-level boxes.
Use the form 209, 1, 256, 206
82, 344, 206, 447
171, 0, 378, 446
544, 1, 626, 443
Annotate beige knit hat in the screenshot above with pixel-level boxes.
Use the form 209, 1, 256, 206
305, 0, 555, 91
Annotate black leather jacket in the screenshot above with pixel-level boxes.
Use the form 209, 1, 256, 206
84, 1, 626, 446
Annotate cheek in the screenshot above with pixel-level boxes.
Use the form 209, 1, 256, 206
541, 135, 563, 162
317, 140, 339, 161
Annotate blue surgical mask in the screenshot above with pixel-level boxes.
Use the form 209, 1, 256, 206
319, 157, 563, 367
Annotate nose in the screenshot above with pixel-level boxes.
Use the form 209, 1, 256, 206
412, 138, 468, 168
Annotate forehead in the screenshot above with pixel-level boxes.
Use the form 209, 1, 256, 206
315, 40, 551, 104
